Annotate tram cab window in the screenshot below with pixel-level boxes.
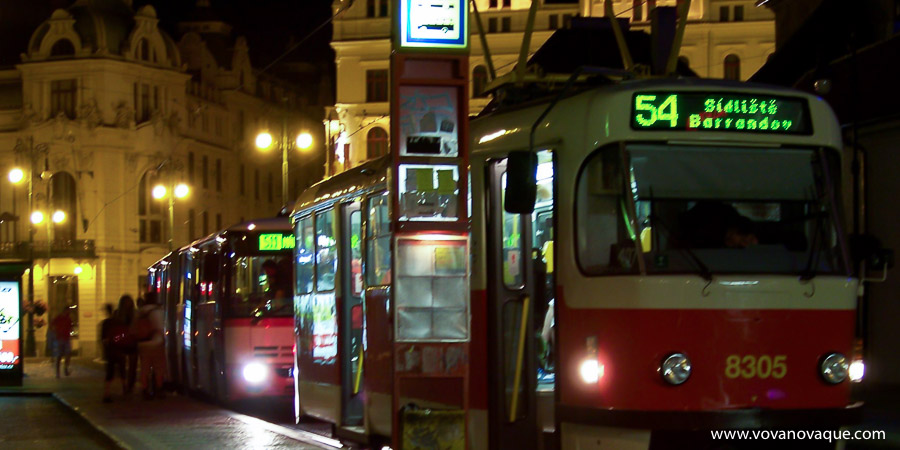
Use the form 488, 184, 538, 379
316, 209, 337, 291
366, 192, 391, 286
295, 216, 314, 294
576, 146, 635, 274
228, 256, 293, 318
577, 144, 846, 275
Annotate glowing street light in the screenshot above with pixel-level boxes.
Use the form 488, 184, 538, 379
30, 211, 44, 224
255, 132, 274, 150
296, 132, 313, 150
152, 184, 167, 199
174, 183, 190, 199
8, 167, 24, 184
52, 210, 66, 224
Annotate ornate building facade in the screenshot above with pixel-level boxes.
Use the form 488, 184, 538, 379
0, 0, 322, 357
328, 0, 773, 170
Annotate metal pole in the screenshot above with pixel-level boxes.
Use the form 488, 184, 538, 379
25, 140, 35, 357
168, 187, 175, 252
281, 114, 289, 207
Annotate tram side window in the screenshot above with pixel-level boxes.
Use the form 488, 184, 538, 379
316, 209, 337, 291
366, 192, 392, 286
576, 146, 636, 274
295, 215, 315, 294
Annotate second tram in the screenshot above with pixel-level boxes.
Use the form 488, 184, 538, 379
148, 218, 295, 402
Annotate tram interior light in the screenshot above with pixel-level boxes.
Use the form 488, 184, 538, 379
242, 362, 268, 384
849, 359, 865, 383
579, 358, 604, 384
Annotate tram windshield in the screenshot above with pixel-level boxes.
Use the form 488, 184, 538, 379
228, 255, 293, 318
576, 144, 846, 276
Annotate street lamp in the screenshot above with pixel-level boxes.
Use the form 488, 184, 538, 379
255, 123, 313, 207
153, 181, 190, 251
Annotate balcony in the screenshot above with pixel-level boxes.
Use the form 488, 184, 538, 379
0, 240, 97, 260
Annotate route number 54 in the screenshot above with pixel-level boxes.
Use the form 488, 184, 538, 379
634, 94, 679, 127
725, 354, 787, 379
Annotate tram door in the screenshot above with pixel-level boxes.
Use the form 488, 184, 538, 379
487, 159, 539, 449
340, 201, 365, 426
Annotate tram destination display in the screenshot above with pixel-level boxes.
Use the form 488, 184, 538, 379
631, 92, 811, 134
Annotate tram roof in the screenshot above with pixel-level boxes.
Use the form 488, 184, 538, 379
290, 156, 390, 215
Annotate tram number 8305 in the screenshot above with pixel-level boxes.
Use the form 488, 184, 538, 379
725, 354, 787, 379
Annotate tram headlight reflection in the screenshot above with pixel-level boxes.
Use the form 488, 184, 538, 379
820, 353, 849, 384
660, 353, 692, 385
242, 362, 268, 384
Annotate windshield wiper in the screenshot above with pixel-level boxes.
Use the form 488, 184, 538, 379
649, 213, 713, 281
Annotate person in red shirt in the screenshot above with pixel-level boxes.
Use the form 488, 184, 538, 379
51, 308, 73, 378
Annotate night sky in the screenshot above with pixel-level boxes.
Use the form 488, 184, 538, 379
0, 0, 336, 70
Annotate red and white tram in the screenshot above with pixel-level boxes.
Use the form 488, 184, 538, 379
289, 78, 861, 449
148, 218, 295, 403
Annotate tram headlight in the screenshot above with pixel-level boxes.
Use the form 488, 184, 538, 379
820, 353, 849, 384
579, 358, 604, 384
660, 353, 692, 385
242, 362, 268, 384
849, 359, 865, 383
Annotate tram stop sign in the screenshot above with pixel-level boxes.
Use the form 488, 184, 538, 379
397, 0, 468, 51
0, 262, 28, 387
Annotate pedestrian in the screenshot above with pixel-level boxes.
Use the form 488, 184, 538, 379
116, 295, 138, 394
135, 292, 165, 399
51, 307, 73, 378
100, 303, 129, 402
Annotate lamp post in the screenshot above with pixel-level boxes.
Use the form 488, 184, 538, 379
256, 119, 313, 208
153, 181, 190, 252
11, 137, 48, 357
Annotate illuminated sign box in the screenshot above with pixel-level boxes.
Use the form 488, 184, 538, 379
258, 233, 295, 252
631, 92, 812, 135
399, 0, 467, 50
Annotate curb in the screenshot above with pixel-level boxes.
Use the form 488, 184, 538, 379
53, 392, 132, 450
225, 410, 345, 449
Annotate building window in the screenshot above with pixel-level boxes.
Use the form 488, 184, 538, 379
254, 169, 260, 200
188, 152, 195, 183
240, 164, 245, 195
724, 54, 741, 80
367, 0, 375, 17
202, 211, 208, 236
201, 112, 209, 132
633, 0, 643, 21
503, 0, 510, 7
139, 39, 150, 61
366, 69, 388, 103
489, 0, 497, 8
216, 213, 222, 231
563, 14, 573, 28
50, 172, 77, 242
473, 65, 489, 98
215, 116, 222, 136
720, 6, 729, 22
501, 17, 511, 32
139, 171, 163, 244
366, 127, 389, 160
734, 5, 744, 21
51, 79, 76, 119
488, 17, 498, 33
50, 40, 75, 57
549, 14, 559, 30
202, 155, 209, 189
215, 159, 222, 192
189, 209, 196, 240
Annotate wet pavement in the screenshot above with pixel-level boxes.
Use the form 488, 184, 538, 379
0, 357, 335, 449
